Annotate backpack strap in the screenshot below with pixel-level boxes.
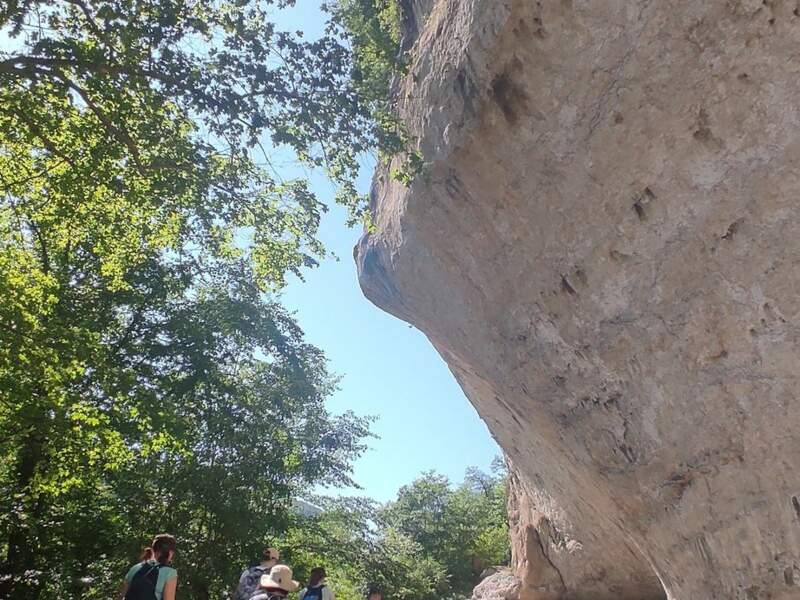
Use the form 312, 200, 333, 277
131, 561, 160, 582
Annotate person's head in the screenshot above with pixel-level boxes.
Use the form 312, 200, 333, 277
366, 587, 382, 600
143, 533, 177, 565
308, 567, 326, 587
261, 547, 280, 567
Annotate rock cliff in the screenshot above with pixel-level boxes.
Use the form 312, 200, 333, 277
356, 1, 800, 598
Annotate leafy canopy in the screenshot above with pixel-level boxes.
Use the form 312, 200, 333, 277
0, 0, 398, 597
281, 463, 508, 600
380, 461, 510, 598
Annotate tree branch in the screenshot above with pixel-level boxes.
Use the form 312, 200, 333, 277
0, 55, 182, 87
58, 0, 107, 46
0, 158, 67, 189
1, 105, 76, 169
50, 69, 145, 174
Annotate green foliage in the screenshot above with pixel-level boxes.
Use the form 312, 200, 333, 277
0, 0, 382, 597
329, 0, 403, 143
277, 464, 508, 600
329, 0, 424, 185
0, 0, 382, 228
380, 463, 510, 598
280, 496, 447, 600
0, 234, 374, 598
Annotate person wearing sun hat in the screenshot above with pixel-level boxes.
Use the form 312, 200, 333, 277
250, 564, 300, 600
233, 548, 281, 600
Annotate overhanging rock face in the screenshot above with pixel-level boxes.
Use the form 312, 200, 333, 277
356, 1, 800, 598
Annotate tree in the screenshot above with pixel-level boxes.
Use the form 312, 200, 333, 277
330, 0, 423, 181
0, 0, 387, 597
0, 241, 374, 598
279, 496, 447, 600
380, 464, 509, 599
275, 464, 509, 600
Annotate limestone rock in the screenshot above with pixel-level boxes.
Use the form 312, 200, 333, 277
471, 568, 521, 600
356, 0, 800, 598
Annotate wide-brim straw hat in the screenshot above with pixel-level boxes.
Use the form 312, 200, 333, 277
260, 564, 299, 592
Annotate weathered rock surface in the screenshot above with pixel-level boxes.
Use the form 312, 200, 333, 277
471, 568, 522, 600
356, 1, 800, 598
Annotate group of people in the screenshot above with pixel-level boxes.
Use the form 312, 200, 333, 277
121, 534, 384, 600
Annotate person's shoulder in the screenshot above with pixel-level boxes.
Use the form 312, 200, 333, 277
160, 564, 178, 580
125, 562, 143, 581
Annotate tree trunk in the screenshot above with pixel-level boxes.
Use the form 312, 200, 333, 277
0, 431, 45, 599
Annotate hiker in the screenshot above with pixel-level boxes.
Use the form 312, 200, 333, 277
121, 533, 178, 600
365, 587, 382, 600
299, 567, 334, 600
249, 564, 299, 600
233, 548, 281, 600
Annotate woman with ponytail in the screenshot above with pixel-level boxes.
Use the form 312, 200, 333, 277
121, 534, 178, 600
298, 567, 334, 600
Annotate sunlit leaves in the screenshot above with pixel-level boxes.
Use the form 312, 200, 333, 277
0, 0, 384, 597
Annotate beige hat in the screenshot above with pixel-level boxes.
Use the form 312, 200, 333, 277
260, 564, 299, 592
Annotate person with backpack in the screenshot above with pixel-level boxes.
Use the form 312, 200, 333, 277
299, 567, 334, 600
121, 534, 178, 600
249, 564, 299, 600
233, 547, 280, 600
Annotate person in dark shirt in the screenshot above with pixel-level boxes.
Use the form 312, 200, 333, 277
121, 534, 178, 600
299, 567, 334, 600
